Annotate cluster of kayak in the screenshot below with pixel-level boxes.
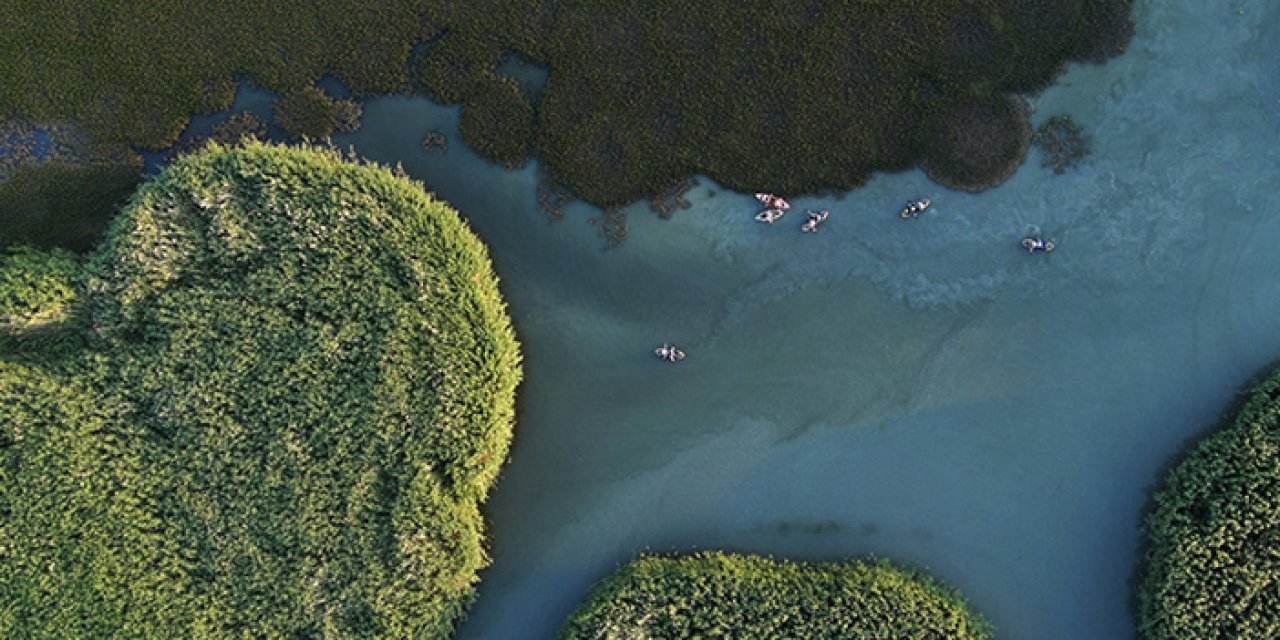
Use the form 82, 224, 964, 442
659, 194, 1056, 363
753, 193, 830, 233
751, 193, 1055, 251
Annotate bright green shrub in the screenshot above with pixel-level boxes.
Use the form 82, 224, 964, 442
0, 246, 79, 332
1138, 369, 1280, 640
559, 552, 993, 640
0, 142, 521, 638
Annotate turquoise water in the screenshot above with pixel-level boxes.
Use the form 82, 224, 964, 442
162, 2, 1277, 637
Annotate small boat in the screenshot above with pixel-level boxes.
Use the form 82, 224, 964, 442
655, 343, 686, 362
1021, 237, 1055, 253
801, 209, 829, 233
755, 208, 786, 223
900, 198, 931, 219
755, 192, 791, 210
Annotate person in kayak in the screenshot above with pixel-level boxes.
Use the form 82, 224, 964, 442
1022, 236, 1054, 253
802, 209, 828, 232
656, 343, 684, 362
901, 199, 931, 218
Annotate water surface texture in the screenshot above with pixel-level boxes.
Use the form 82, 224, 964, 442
326, 3, 1277, 638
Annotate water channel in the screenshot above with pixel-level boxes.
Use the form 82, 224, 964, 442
156, 2, 1280, 637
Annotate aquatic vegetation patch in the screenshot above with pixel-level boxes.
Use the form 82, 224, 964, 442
588, 207, 628, 250
422, 130, 449, 153
1033, 114, 1092, 174
166, 111, 269, 160
0, 142, 521, 638
1138, 367, 1280, 640
0, 1, 1132, 208
272, 85, 363, 140
558, 552, 993, 639
536, 176, 575, 222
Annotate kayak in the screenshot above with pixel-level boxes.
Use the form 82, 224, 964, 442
755, 192, 791, 210
655, 345, 686, 362
900, 198, 931, 219
755, 208, 786, 223
801, 209, 829, 233
1021, 237, 1055, 253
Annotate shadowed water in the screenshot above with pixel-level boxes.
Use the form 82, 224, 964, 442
158, 2, 1277, 637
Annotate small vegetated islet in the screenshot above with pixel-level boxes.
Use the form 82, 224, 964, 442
1033, 114, 1092, 174
0, 142, 521, 638
559, 552, 993, 639
1138, 367, 1280, 640
272, 86, 363, 141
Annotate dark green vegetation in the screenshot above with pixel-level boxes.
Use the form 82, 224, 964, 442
2, 1, 1132, 207
0, 142, 521, 638
273, 86, 363, 140
0, 162, 142, 252
920, 94, 1031, 192
458, 77, 534, 170
559, 552, 993, 639
1138, 368, 1280, 640
0, 121, 142, 252
1033, 114, 1093, 174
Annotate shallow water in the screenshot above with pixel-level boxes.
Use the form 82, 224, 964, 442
162, 2, 1279, 637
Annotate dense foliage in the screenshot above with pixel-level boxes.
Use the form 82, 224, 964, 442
0, 1, 1132, 206
0, 247, 79, 332
1138, 367, 1280, 640
273, 86, 363, 140
0, 142, 521, 638
920, 93, 1032, 192
458, 76, 534, 170
559, 552, 993, 639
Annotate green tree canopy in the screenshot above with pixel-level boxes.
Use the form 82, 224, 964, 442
0, 246, 79, 332
559, 552, 993, 639
1138, 368, 1280, 640
0, 142, 521, 638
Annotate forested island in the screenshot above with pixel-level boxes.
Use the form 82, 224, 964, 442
558, 552, 993, 639
0, 143, 521, 637
1138, 367, 1280, 640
